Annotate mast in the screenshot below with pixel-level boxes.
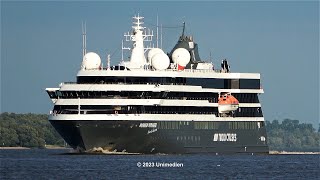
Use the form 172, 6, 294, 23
160, 23, 163, 49
130, 15, 146, 67
107, 54, 111, 70
82, 21, 87, 58
156, 15, 159, 48
121, 40, 124, 61
182, 22, 185, 37
122, 14, 153, 69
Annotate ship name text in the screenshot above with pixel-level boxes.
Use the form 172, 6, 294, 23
139, 123, 157, 128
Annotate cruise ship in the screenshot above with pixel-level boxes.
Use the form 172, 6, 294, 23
46, 15, 269, 154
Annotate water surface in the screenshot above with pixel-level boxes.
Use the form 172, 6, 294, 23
0, 149, 319, 179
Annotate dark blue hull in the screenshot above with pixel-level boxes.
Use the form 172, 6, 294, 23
50, 120, 269, 154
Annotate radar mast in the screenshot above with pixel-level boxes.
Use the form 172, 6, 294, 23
122, 14, 154, 69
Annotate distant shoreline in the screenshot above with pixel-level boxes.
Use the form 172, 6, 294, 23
0, 146, 71, 150
0, 147, 31, 150
44, 145, 72, 149
0, 147, 319, 154
269, 151, 320, 155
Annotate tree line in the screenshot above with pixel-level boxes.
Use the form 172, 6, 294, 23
266, 119, 319, 152
0, 113, 319, 151
0, 113, 63, 147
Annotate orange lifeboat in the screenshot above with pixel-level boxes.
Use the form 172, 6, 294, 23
218, 93, 239, 113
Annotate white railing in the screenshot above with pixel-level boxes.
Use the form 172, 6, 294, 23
94, 67, 222, 73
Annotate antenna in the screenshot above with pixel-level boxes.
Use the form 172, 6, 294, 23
121, 40, 124, 61
182, 22, 185, 37
160, 23, 163, 49
82, 21, 87, 58
107, 54, 111, 70
156, 15, 159, 48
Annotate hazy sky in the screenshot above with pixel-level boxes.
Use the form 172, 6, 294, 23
1, 1, 319, 127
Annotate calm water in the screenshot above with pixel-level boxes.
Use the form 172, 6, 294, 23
0, 149, 319, 179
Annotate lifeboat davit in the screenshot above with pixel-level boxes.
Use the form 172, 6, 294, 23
218, 93, 239, 113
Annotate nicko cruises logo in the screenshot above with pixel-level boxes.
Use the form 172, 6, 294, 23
213, 133, 237, 142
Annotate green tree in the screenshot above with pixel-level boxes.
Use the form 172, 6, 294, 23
0, 128, 19, 146
0, 113, 64, 148
266, 119, 320, 151
16, 125, 44, 147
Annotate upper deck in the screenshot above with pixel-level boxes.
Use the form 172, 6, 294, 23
77, 68, 261, 79
75, 68, 262, 90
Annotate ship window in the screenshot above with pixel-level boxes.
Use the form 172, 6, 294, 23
224, 79, 231, 89
214, 122, 219, 129
56, 91, 62, 97
231, 79, 240, 89
253, 122, 256, 129
239, 79, 260, 89
47, 91, 57, 98
187, 78, 224, 88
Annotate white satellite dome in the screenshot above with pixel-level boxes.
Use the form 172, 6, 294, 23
147, 48, 164, 63
82, 52, 101, 70
151, 53, 170, 70
172, 48, 190, 66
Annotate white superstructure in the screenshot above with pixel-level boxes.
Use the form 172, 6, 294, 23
45, 15, 269, 154
46, 15, 264, 120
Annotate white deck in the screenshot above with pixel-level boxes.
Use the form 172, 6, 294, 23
77, 69, 261, 79
57, 84, 264, 94
49, 113, 265, 122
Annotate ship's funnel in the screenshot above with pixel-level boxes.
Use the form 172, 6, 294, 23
169, 23, 203, 69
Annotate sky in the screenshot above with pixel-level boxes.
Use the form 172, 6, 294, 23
1, 1, 319, 127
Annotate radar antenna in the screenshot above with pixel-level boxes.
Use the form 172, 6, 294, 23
122, 14, 154, 69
